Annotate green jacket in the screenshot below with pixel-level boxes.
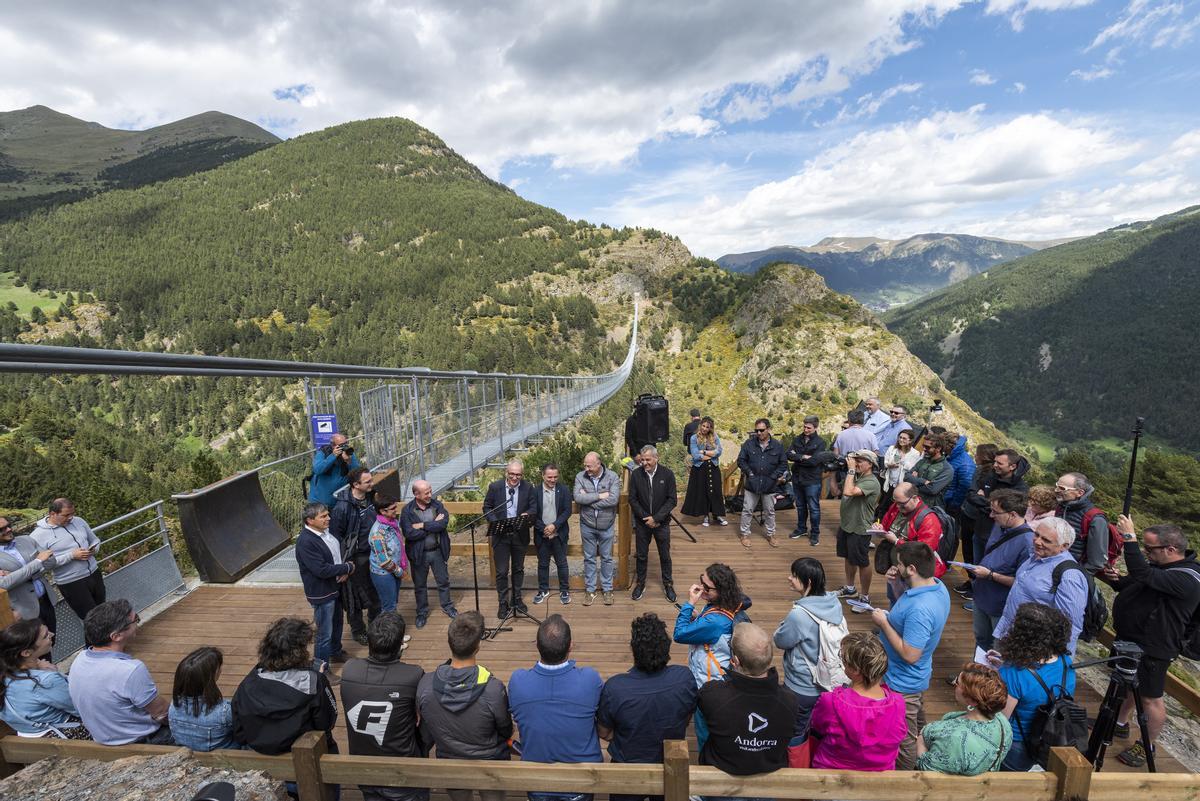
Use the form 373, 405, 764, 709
903, 457, 954, 509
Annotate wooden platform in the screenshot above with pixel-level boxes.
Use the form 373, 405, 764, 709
129, 500, 1186, 795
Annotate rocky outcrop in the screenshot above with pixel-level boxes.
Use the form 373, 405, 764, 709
0, 750, 289, 801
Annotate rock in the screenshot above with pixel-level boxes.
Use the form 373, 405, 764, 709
0, 750, 290, 801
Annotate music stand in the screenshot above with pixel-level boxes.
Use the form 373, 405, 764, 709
484, 514, 540, 639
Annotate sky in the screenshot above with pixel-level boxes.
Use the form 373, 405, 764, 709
2, 0, 1198, 257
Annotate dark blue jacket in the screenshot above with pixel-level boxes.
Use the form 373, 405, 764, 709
484, 479, 536, 546
737, 436, 788, 495
944, 435, 975, 511
532, 483, 573, 546
295, 528, 353, 604
399, 498, 451, 571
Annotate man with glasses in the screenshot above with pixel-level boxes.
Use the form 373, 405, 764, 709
963, 489, 1034, 652
68, 599, 174, 745
787, 416, 826, 544
1054, 472, 1111, 574
0, 516, 61, 632
877, 483, 947, 606
330, 467, 381, 645
484, 459, 536, 618
874, 405, 913, 458
1098, 515, 1200, 767
736, 418, 788, 548
903, 432, 955, 510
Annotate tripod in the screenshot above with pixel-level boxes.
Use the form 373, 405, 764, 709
1078, 642, 1157, 772
484, 514, 540, 640
670, 512, 698, 543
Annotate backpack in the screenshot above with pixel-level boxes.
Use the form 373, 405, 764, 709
1061, 507, 1124, 570
797, 605, 850, 691
913, 505, 959, 563
1051, 562, 1109, 642
1015, 660, 1089, 766
1168, 565, 1200, 660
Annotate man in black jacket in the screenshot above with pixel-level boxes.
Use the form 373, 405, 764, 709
682, 408, 702, 448
1100, 515, 1200, 767
629, 445, 677, 603
342, 613, 428, 801
697, 622, 799, 776
400, 480, 458, 629
330, 467, 382, 645
786, 416, 826, 544
483, 459, 536, 618
737, 418, 788, 548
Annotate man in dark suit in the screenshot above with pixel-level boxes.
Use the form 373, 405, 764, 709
484, 459, 536, 618
532, 463, 573, 606
629, 445, 678, 603
682, 408, 702, 448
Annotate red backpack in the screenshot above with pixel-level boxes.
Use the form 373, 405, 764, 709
1063, 507, 1123, 569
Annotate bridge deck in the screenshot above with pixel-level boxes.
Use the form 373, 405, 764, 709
131, 502, 1185, 799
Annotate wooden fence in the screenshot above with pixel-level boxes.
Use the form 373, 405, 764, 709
1, 734, 1196, 801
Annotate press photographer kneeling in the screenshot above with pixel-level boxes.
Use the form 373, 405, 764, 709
1097, 514, 1200, 767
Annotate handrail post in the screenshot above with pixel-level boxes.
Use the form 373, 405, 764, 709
496, 378, 505, 453
516, 377, 525, 439
291, 730, 332, 801
463, 378, 475, 473
1049, 746, 1093, 801
412, 377, 426, 480
663, 739, 690, 801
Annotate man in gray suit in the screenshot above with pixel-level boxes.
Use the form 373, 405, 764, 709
0, 516, 64, 632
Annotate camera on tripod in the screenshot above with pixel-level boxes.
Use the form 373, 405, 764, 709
1108, 639, 1143, 677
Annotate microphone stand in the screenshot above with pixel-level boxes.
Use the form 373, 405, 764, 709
449, 507, 495, 616
485, 513, 541, 640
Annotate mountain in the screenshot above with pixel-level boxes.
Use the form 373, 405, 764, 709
884, 205, 1200, 452
717, 233, 1068, 311
0, 105, 280, 220
0, 115, 1007, 524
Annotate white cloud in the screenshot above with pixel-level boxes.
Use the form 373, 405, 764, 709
1070, 65, 1116, 80
1089, 0, 1200, 51
827, 82, 923, 125
605, 106, 1140, 255
969, 69, 996, 85
1011, 81, 1028, 93
0, 0, 971, 175
985, 0, 1095, 31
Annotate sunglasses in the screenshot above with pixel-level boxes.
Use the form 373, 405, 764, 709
1144, 544, 1172, 552
890, 411, 904, 416
699, 577, 716, 591
754, 428, 768, 433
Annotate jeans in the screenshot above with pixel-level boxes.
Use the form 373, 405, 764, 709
536, 534, 569, 593
740, 490, 776, 537
693, 709, 709, 753
634, 523, 672, 587
491, 537, 528, 607
973, 604, 1003, 651
312, 597, 344, 663
793, 482, 821, 535
1001, 742, 1036, 771
580, 522, 614, 592
411, 549, 455, 616
371, 571, 403, 614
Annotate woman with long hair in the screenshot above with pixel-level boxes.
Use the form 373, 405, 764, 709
917, 661, 1011, 774
880, 429, 921, 518
368, 493, 408, 614
0, 619, 90, 739
995, 603, 1076, 771
169, 646, 240, 751
808, 632, 906, 770
681, 417, 728, 526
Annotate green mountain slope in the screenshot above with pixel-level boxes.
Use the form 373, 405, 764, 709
884, 206, 1200, 451
0, 105, 280, 220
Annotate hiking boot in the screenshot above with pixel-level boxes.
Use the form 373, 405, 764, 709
583, 591, 597, 606
850, 595, 872, 613
1117, 742, 1151, 767
532, 590, 549, 605
603, 591, 614, 605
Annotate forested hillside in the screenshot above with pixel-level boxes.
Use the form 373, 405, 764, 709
885, 207, 1200, 452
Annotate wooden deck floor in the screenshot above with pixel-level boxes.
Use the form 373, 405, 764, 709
129, 501, 1185, 794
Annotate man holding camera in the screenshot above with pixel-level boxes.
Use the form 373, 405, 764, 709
836, 450, 882, 607
308, 433, 362, 508
1098, 514, 1200, 767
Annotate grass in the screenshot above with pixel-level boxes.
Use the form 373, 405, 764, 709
0, 272, 63, 318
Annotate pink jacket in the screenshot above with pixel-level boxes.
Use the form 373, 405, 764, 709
809, 685, 908, 771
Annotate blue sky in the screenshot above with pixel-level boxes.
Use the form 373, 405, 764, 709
2, 0, 1198, 256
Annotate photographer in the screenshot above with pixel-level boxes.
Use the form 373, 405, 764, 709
835, 450, 881, 607
1097, 515, 1200, 767
308, 433, 362, 508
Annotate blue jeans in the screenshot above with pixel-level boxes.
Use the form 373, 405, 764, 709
312, 597, 344, 664
371, 571, 403, 614
793, 483, 821, 535
411, 549, 455, 617
973, 604, 1002, 651
580, 521, 614, 592
1002, 741, 1036, 771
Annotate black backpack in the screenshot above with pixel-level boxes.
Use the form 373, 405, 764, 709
913, 505, 959, 563
1051, 562, 1109, 642
1015, 660, 1089, 766
1169, 564, 1200, 660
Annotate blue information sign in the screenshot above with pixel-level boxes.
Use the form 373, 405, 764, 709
310, 414, 339, 447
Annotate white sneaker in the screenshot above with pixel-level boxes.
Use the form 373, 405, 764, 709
701, 517, 710, 527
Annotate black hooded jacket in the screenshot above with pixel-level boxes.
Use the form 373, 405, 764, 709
963, 456, 1031, 519
232, 666, 338, 755
340, 657, 426, 758
1110, 541, 1200, 660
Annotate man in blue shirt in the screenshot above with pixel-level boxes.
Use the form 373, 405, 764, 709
832, 410, 878, 456
871, 541, 950, 770
965, 489, 1034, 651
992, 517, 1089, 656
598, 613, 697, 801
508, 614, 603, 801
873, 404, 914, 457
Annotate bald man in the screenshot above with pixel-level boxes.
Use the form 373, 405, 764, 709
484, 460, 536, 618
400, 480, 458, 628
574, 452, 621, 606
697, 623, 799, 776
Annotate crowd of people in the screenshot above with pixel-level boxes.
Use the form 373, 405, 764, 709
1, 400, 1198, 798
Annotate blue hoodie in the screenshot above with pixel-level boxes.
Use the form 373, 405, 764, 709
772, 593, 846, 696
944, 435, 976, 511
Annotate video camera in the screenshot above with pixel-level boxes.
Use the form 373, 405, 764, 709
809, 450, 847, 472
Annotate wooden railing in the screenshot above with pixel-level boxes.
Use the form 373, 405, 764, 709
1, 733, 1196, 801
